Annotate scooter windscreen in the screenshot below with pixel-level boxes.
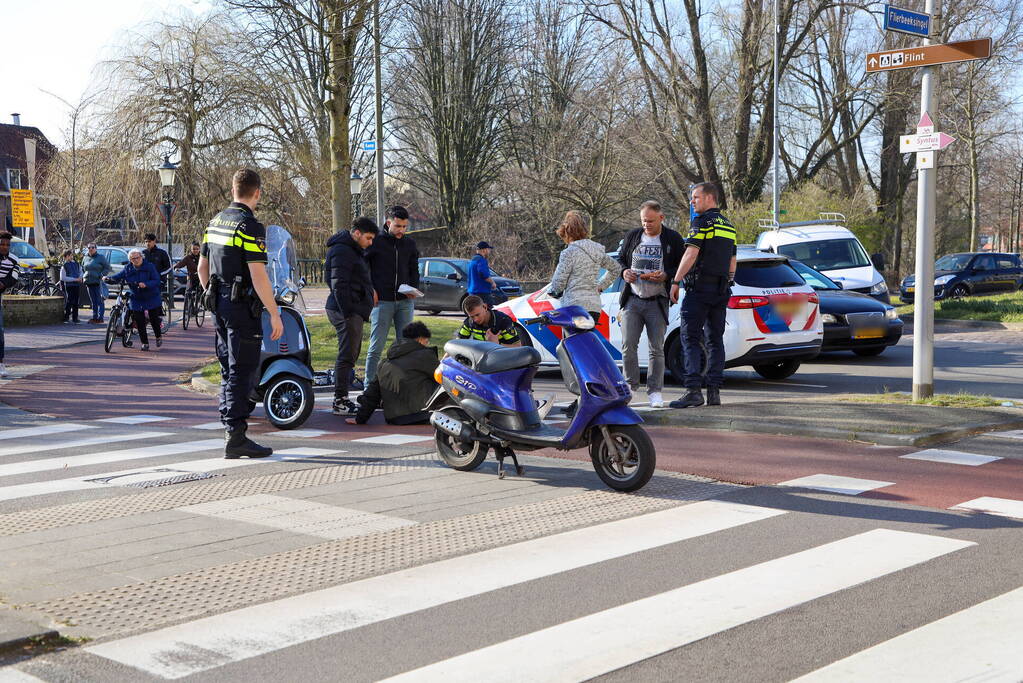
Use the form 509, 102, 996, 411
265, 224, 306, 314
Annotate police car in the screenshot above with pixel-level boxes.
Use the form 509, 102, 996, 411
496, 247, 823, 382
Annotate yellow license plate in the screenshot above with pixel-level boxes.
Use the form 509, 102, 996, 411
905, 286, 915, 293
853, 328, 885, 340
775, 300, 804, 316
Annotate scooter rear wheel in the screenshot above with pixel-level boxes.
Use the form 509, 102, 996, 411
434, 407, 487, 471
589, 424, 656, 492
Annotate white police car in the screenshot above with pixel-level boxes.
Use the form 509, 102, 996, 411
496, 248, 823, 381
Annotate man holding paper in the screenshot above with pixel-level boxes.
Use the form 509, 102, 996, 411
365, 205, 422, 384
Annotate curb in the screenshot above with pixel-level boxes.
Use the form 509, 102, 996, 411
638, 411, 1023, 447
901, 315, 1023, 331
0, 611, 60, 656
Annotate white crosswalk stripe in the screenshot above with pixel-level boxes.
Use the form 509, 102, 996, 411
900, 448, 1002, 466
795, 586, 1023, 681
85, 500, 787, 678
0, 431, 172, 458
0, 434, 176, 475
0, 424, 95, 441
384, 530, 973, 683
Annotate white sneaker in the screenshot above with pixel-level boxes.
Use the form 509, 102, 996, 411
0, 363, 7, 378
648, 391, 664, 408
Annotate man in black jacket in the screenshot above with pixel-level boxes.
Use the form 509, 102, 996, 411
346, 321, 438, 426
364, 206, 420, 384
325, 217, 379, 415
616, 200, 686, 408
143, 233, 172, 295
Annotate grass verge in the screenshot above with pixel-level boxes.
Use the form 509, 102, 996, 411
895, 289, 1023, 323
201, 315, 463, 384
839, 390, 1007, 408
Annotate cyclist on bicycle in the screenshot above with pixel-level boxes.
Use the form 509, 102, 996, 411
106, 249, 164, 351
174, 242, 202, 292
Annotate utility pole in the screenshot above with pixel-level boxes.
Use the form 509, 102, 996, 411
911, 0, 938, 400
373, 0, 385, 224
772, 0, 780, 224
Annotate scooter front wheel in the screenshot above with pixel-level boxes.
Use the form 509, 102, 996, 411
434, 407, 487, 471
589, 424, 656, 492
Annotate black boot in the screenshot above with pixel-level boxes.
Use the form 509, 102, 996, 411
706, 387, 721, 406
224, 427, 273, 459
670, 389, 705, 409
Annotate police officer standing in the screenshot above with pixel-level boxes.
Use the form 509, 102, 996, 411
669, 182, 737, 408
197, 169, 283, 458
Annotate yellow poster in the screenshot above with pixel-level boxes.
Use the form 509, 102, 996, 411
11, 189, 34, 228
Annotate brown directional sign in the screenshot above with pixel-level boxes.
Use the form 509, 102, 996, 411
866, 38, 992, 73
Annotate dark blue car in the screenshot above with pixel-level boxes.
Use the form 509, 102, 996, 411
900, 252, 1023, 301
791, 259, 903, 357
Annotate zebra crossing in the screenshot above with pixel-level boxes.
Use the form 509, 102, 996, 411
1, 419, 1022, 681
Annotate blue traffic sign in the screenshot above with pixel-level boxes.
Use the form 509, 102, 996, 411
883, 5, 931, 38
362, 140, 376, 152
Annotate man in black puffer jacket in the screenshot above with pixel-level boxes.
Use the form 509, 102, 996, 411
364, 206, 421, 385
325, 217, 379, 415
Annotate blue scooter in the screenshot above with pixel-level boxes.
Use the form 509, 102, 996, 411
427, 305, 655, 492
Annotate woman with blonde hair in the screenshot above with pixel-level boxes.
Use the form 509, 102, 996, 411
547, 211, 622, 323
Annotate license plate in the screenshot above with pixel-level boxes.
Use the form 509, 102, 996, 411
905, 286, 915, 293
775, 300, 804, 316
853, 328, 885, 340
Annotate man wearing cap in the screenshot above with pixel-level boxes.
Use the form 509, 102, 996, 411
468, 241, 497, 307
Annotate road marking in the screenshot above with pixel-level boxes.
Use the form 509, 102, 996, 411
0, 434, 182, 476
0, 431, 173, 458
794, 586, 1023, 681
85, 500, 787, 678
179, 494, 417, 540
276, 429, 336, 438
951, 496, 1023, 520
990, 429, 1023, 441
0, 669, 47, 682
778, 474, 895, 495
97, 415, 176, 424
0, 446, 344, 502
900, 448, 1002, 466
352, 434, 434, 445
753, 380, 828, 388
385, 529, 974, 683
0, 424, 95, 441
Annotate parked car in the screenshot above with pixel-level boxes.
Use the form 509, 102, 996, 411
496, 248, 823, 382
756, 215, 890, 302
99, 245, 188, 298
414, 257, 523, 314
789, 259, 902, 357
900, 252, 1023, 302
6, 237, 46, 271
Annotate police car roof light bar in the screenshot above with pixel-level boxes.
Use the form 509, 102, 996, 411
756, 212, 848, 231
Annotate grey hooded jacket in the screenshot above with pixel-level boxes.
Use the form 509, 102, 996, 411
548, 238, 622, 314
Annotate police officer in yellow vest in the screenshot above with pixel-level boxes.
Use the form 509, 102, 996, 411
669, 181, 737, 408
198, 169, 284, 458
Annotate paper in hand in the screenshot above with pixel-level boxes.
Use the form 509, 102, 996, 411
398, 284, 425, 298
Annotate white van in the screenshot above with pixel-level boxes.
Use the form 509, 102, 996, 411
755, 214, 890, 303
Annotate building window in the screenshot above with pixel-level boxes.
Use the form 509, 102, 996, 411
7, 168, 25, 190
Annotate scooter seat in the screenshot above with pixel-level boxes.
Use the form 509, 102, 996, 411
444, 339, 541, 374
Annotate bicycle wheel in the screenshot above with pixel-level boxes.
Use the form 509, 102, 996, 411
160, 295, 171, 334
104, 308, 119, 353
195, 298, 206, 327
181, 295, 191, 330
31, 281, 60, 296
122, 312, 135, 347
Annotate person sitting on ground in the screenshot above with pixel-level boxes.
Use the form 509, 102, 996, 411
456, 295, 521, 347
346, 321, 439, 426
105, 249, 164, 351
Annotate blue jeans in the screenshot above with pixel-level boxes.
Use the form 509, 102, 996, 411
365, 298, 414, 383
0, 304, 5, 362
88, 283, 105, 321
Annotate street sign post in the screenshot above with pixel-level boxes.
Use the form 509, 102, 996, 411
883, 5, 932, 38
866, 38, 992, 73
10, 189, 34, 228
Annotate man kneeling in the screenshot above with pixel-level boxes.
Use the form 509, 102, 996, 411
346, 321, 439, 425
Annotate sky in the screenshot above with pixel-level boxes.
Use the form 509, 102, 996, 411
0, 0, 214, 146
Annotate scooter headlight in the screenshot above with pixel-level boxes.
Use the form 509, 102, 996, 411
571, 315, 596, 330
279, 290, 296, 305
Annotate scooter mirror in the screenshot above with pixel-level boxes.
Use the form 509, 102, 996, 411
298, 276, 307, 290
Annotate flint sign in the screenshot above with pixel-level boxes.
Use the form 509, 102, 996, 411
866, 38, 992, 73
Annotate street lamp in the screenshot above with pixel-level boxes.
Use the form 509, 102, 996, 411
350, 171, 363, 217
157, 155, 178, 305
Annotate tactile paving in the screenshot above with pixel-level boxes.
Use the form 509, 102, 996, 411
31, 472, 735, 635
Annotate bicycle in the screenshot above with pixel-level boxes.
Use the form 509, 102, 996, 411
104, 283, 137, 353
160, 291, 172, 334
180, 286, 205, 330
